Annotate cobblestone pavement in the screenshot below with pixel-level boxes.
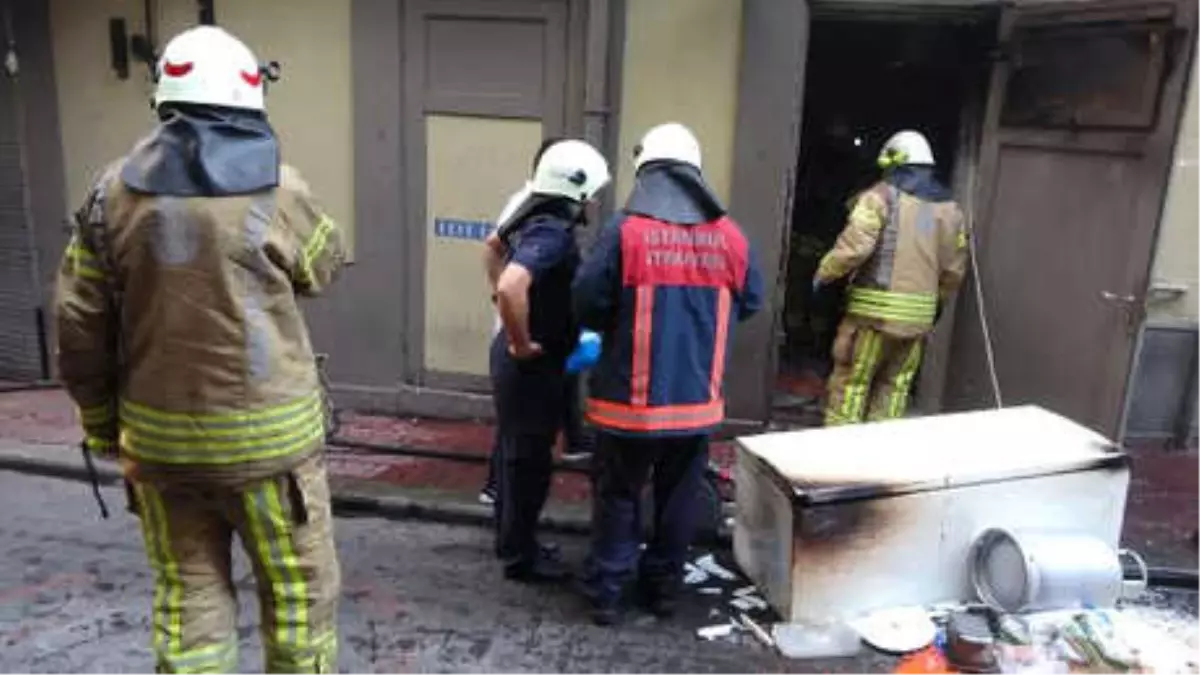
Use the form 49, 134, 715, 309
0, 470, 902, 673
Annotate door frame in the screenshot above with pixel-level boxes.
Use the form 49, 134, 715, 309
737, 0, 1001, 424
727, 0, 810, 424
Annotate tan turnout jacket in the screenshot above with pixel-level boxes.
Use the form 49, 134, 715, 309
55, 161, 346, 483
816, 180, 968, 339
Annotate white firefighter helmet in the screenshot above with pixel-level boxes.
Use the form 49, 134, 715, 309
154, 26, 265, 111
878, 130, 935, 169
634, 123, 702, 171
529, 139, 611, 203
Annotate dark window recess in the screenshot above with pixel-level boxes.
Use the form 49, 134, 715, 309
199, 0, 216, 25
1001, 22, 1169, 129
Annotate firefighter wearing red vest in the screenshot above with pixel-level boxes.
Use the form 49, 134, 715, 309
814, 130, 968, 426
54, 26, 345, 672
573, 123, 765, 625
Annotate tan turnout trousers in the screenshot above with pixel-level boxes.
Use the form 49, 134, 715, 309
132, 453, 340, 674
824, 317, 924, 426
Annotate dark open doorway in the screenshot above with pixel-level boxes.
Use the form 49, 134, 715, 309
773, 13, 995, 424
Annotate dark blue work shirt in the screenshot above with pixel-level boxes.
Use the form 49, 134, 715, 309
506, 215, 580, 360
491, 213, 580, 434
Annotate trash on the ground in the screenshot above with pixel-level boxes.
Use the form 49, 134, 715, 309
996, 606, 1200, 674
946, 609, 998, 673
708, 608, 722, 618
850, 606, 937, 654
994, 614, 1032, 646
730, 594, 769, 612
773, 620, 863, 660
994, 642, 1070, 674
683, 562, 710, 586
893, 644, 956, 674
696, 623, 736, 641
694, 553, 737, 581
737, 613, 776, 649
1104, 606, 1199, 673
697, 587, 722, 596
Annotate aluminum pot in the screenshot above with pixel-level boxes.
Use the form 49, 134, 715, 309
969, 528, 1147, 614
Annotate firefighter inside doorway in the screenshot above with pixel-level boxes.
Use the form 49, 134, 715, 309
815, 130, 968, 425
774, 15, 995, 424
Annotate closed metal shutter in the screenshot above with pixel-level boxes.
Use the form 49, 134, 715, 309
0, 72, 43, 380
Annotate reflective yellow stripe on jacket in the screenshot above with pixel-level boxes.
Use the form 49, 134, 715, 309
296, 215, 336, 288
120, 391, 325, 465
846, 288, 937, 326
65, 235, 107, 281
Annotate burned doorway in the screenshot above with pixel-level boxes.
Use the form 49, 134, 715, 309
773, 12, 995, 424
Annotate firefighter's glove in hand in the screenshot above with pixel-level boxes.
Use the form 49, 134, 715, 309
565, 330, 602, 374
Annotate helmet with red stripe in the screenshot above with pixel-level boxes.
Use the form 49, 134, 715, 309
154, 26, 265, 112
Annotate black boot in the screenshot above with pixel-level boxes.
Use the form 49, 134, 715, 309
637, 577, 681, 619
505, 548, 572, 583
575, 579, 620, 626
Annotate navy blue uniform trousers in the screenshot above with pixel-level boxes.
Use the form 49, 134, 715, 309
489, 334, 571, 566
584, 432, 709, 604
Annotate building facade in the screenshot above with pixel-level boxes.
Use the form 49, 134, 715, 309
2, 0, 1196, 442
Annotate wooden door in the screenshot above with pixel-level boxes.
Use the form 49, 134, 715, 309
401, 0, 577, 389
946, 0, 1197, 438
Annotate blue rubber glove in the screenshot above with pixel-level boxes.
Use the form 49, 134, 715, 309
565, 330, 602, 374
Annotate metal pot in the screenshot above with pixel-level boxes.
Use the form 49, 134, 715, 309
969, 528, 1148, 613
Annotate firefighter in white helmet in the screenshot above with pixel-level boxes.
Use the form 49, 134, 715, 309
55, 25, 345, 672
478, 138, 599, 506
485, 139, 611, 582
573, 123, 764, 624
813, 130, 968, 426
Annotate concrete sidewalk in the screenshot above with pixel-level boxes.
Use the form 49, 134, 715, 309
0, 386, 1195, 569
0, 386, 623, 536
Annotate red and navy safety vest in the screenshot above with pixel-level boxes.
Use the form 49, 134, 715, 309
574, 213, 760, 437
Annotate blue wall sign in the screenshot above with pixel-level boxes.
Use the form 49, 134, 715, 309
434, 218, 494, 241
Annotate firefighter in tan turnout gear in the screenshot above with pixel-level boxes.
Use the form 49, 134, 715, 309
54, 26, 346, 673
814, 130, 967, 426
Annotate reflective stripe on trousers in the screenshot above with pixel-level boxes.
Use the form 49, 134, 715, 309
134, 454, 339, 673
824, 319, 924, 427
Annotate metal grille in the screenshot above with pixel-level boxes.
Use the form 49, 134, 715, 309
0, 73, 42, 380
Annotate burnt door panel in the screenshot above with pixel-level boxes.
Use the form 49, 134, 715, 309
727, 0, 810, 421
946, 0, 1196, 437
